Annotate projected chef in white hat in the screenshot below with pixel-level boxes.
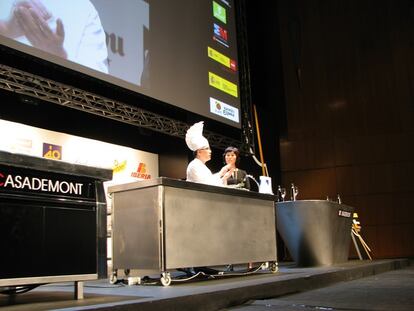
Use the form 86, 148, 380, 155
185, 121, 233, 186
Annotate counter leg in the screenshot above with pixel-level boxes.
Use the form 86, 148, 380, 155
74, 281, 84, 300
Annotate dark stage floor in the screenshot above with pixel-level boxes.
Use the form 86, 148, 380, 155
0, 259, 411, 311
226, 264, 414, 311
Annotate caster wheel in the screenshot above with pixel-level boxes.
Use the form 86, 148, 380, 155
110, 273, 118, 284
269, 262, 278, 273
160, 272, 172, 286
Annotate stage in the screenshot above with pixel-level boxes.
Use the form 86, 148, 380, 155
0, 259, 410, 311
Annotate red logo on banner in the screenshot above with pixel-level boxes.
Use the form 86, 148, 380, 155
137, 163, 146, 174
131, 162, 151, 179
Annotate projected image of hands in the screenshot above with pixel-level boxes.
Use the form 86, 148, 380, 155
7, 0, 66, 58
0, 0, 50, 39
0, 0, 108, 73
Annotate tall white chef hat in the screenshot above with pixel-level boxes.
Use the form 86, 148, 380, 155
185, 121, 210, 151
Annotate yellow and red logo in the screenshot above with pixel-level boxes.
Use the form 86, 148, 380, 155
131, 162, 151, 179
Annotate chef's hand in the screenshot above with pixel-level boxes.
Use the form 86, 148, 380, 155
15, 5, 67, 58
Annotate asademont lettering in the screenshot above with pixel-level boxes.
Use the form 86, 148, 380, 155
0, 173, 83, 195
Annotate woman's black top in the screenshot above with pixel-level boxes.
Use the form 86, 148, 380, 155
226, 169, 250, 190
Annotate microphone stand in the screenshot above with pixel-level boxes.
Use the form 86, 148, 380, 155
245, 175, 260, 191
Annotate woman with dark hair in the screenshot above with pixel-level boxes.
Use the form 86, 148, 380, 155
223, 146, 250, 190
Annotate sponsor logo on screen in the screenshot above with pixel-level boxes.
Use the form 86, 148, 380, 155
213, 1, 227, 24
213, 23, 228, 47
213, 23, 228, 41
0, 172, 84, 195
220, 0, 231, 8
131, 162, 151, 179
207, 46, 237, 71
230, 59, 237, 71
43, 143, 62, 160
213, 36, 229, 48
208, 72, 238, 98
209, 97, 239, 123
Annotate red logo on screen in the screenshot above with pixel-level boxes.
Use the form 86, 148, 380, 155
131, 163, 151, 179
230, 59, 237, 71
0, 172, 4, 187
214, 23, 228, 42
219, 28, 228, 41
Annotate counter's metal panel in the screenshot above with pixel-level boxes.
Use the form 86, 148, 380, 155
112, 187, 161, 270
163, 187, 277, 268
276, 200, 354, 266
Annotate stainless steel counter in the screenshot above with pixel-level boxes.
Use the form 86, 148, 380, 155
108, 177, 278, 284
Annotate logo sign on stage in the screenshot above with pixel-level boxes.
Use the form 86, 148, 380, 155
0, 119, 159, 188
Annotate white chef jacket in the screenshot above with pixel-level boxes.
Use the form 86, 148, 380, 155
186, 158, 224, 186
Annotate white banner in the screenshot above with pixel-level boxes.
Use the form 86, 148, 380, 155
0, 119, 159, 186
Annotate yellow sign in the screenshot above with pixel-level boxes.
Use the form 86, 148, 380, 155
208, 72, 238, 98
113, 160, 127, 173
208, 47, 230, 68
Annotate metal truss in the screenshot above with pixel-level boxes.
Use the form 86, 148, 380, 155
0, 64, 240, 149
235, 0, 256, 156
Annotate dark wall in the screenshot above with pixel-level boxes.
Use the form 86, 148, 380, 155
242, 0, 286, 187
276, 0, 414, 258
